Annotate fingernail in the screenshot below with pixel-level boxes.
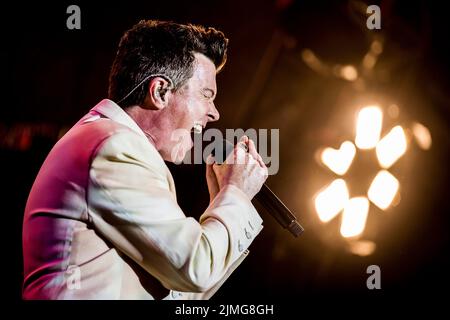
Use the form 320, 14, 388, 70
206, 155, 215, 164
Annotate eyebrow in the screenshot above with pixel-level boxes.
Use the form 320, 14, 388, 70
202, 88, 216, 99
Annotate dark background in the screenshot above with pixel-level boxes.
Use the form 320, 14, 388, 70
2, 0, 449, 304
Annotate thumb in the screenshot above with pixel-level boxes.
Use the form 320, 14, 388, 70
206, 155, 220, 201
206, 154, 216, 165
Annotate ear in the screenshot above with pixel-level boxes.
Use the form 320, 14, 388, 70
145, 77, 172, 110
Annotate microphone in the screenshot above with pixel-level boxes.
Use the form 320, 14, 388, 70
211, 139, 304, 237
255, 184, 304, 237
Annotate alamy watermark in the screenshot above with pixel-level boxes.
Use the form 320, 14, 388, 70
66, 5, 81, 30
366, 265, 381, 289
366, 5, 381, 30
170, 128, 280, 175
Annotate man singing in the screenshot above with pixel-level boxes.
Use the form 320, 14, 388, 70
22, 20, 268, 299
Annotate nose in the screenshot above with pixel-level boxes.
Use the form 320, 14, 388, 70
207, 103, 220, 122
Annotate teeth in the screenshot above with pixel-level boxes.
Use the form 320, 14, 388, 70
193, 123, 202, 134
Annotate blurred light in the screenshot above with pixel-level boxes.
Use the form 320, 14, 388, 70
301, 49, 315, 63
362, 53, 377, 69
370, 40, 383, 55
376, 126, 407, 168
301, 49, 326, 74
411, 122, 432, 150
340, 197, 370, 238
353, 78, 366, 91
387, 104, 400, 119
315, 179, 349, 223
340, 65, 358, 81
321, 141, 356, 175
355, 106, 383, 149
348, 240, 376, 256
368, 170, 399, 210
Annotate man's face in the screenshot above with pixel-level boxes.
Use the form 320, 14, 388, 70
159, 53, 220, 162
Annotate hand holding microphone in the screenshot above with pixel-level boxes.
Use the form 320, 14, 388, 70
206, 136, 268, 201
207, 136, 304, 237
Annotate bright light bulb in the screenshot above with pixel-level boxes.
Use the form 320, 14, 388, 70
321, 141, 356, 175
315, 179, 349, 223
355, 106, 383, 149
340, 197, 370, 238
376, 126, 407, 168
368, 170, 399, 210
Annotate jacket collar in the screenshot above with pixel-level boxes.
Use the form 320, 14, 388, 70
90, 99, 148, 140
88, 99, 177, 195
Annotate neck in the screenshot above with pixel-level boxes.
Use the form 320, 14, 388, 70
124, 105, 161, 148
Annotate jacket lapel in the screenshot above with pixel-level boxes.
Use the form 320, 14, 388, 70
89, 99, 177, 196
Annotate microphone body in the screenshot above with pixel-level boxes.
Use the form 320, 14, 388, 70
255, 184, 304, 237
212, 139, 304, 237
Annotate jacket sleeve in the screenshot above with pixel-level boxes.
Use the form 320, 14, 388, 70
87, 130, 263, 294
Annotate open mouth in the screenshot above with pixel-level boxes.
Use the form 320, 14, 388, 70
192, 123, 203, 134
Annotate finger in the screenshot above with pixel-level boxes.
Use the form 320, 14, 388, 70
261, 166, 269, 179
246, 153, 259, 166
206, 160, 214, 177
239, 135, 249, 144
206, 155, 217, 177
253, 165, 268, 182
212, 162, 220, 176
247, 139, 266, 168
237, 135, 249, 153
206, 163, 220, 201
206, 154, 216, 165
257, 154, 267, 168
247, 139, 259, 160
231, 142, 247, 165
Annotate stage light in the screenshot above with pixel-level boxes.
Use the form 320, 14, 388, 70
303, 36, 432, 249
411, 122, 432, 150
339, 65, 358, 81
320, 141, 356, 175
340, 197, 370, 238
370, 40, 383, 55
368, 170, 399, 210
362, 53, 377, 69
355, 106, 383, 149
348, 240, 376, 256
376, 126, 407, 168
314, 104, 430, 248
315, 179, 349, 223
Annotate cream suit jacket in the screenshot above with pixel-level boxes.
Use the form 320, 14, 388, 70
22, 99, 263, 299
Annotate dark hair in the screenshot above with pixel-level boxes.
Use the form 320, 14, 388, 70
108, 20, 228, 108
